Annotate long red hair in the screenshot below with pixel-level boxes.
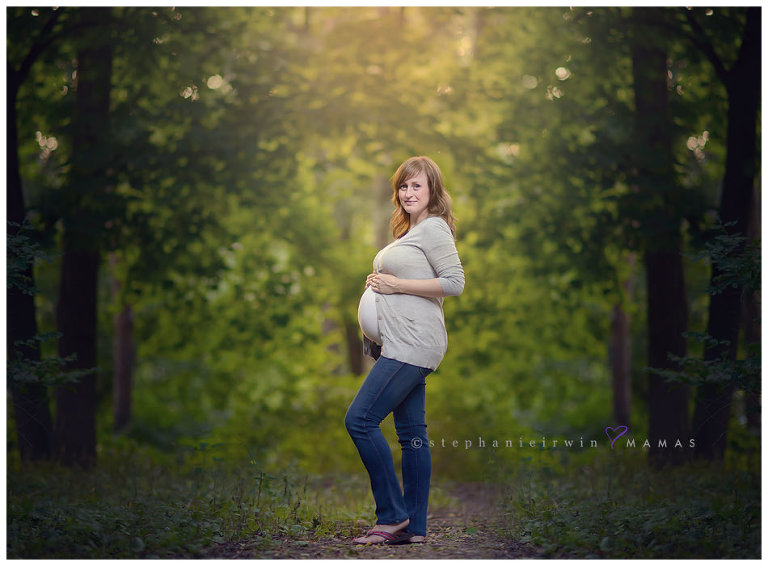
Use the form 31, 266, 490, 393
389, 156, 457, 239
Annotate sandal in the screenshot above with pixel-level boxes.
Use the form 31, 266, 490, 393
353, 529, 414, 545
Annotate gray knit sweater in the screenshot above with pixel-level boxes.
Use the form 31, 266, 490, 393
371, 216, 465, 370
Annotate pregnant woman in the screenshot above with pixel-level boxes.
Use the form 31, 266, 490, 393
346, 156, 465, 545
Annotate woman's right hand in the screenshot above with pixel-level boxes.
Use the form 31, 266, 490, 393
366, 273, 403, 295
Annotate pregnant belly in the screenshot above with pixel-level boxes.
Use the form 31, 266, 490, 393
357, 286, 381, 344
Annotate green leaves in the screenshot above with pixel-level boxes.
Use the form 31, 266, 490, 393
508, 455, 759, 558
7, 221, 57, 295
8, 4, 758, 494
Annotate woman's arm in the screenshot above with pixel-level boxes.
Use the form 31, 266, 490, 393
366, 218, 465, 299
422, 218, 465, 297
367, 274, 445, 298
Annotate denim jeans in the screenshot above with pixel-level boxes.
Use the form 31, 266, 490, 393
344, 356, 432, 536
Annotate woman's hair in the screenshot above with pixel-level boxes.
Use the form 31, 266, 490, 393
389, 156, 457, 239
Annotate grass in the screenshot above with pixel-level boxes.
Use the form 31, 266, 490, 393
7, 435, 761, 559
7, 439, 369, 559
502, 450, 761, 559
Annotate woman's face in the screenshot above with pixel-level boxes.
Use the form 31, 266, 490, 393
398, 170, 430, 222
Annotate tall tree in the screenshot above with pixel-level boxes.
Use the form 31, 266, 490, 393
7, 7, 67, 462
54, 7, 114, 467
611, 254, 636, 426
631, 7, 690, 468
743, 184, 760, 435
110, 254, 134, 434
687, 7, 761, 460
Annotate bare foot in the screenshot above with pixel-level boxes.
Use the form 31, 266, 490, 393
409, 535, 426, 543
352, 518, 410, 544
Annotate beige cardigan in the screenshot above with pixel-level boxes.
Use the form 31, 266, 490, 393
371, 216, 465, 370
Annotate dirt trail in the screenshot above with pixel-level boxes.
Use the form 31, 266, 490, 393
204, 482, 540, 559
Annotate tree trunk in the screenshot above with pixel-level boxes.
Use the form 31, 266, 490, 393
631, 8, 690, 469
7, 69, 55, 462
645, 248, 690, 468
56, 247, 100, 467
610, 303, 630, 425
743, 185, 760, 435
344, 321, 364, 375
692, 7, 761, 460
743, 284, 761, 435
610, 254, 635, 426
111, 255, 135, 434
112, 302, 134, 433
55, 7, 113, 468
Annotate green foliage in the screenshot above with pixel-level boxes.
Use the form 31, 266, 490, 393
7, 7, 760, 558
651, 224, 761, 389
653, 332, 760, 390
10, 4, 755, 460
506, 453, 760, 558
7, 222, 48, 296
692, 224, 761, 296
6, 439, 375, 559
8, 332, 94, 387
7, 221, 93, 387
8, 438, 759, 558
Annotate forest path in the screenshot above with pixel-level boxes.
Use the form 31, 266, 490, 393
203, 481, 541, 559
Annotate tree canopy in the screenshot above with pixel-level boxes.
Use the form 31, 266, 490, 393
7, 5, 759, 473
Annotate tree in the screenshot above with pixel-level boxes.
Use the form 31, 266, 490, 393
7, 7, 68, 462
54, 7, 114, 468
8, 6, 757, 474
611, 254, 636, 426
630, 8, 692, 468
685, 7, 761, 461
110, 254, 134, 434
7, 225, 53, 461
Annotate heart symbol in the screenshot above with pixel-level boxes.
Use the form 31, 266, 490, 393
605, 426, 628, 449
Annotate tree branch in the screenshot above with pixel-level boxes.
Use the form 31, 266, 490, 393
681, 8, 729, 85
15, 8, 72, 87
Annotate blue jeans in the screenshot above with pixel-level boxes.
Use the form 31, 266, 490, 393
344, 356, 432, 536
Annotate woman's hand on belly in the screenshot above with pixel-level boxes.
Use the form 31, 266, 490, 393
366, 272, 399, 294
367, 273, 445, 298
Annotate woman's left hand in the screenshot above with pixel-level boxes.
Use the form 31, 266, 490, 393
367, 273, 400, 294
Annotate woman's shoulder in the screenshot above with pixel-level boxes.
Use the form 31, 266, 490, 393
422, 215, 449, 229
421, 216, 453, 238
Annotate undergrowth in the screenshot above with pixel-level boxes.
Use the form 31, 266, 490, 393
7, 433, 760, 559
6, 438, 380, 559
504, 449, 760, 559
